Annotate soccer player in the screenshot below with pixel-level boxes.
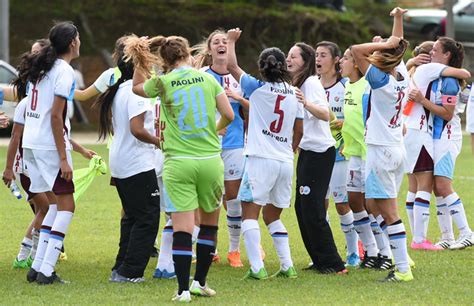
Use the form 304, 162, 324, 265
408, 37, 473, 250
286, 42, 346, 274
194, 29, 248, 267
467, 82, 474, 155
93, 47, 161, 283
315, 41, 360, 267
19, 22, 81, 284
227, 28, 302, 280
351, 7, 413, 282
127, 34, 234, 302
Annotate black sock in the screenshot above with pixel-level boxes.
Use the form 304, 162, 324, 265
172, 231, 192, 294
194, 225, 218, 287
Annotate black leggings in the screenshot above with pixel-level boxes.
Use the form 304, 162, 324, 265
295, 147, 345, 271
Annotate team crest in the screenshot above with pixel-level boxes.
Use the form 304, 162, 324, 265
299, 186, 311, 195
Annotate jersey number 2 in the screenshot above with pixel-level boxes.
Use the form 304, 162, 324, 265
173, 87, 208, 131
270, 95, 285, 133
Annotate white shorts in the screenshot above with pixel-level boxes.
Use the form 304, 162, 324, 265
23, 148, 74, 194
326, 160, 348, 203
403, 129, 434, 174
238, 156, 293, 208
346, 156, 366, 193
222, 148, 245, 181
365, 145, 405, 199
433, 138, 462, 180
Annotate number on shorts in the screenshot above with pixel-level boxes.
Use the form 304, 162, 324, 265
173, 86, 208, 131
270, 94, 285, 133
30, 84, 39, 111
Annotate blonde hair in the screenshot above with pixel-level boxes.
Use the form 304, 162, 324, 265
192, 29, 226, 69
409, 41, 434, 77
368, 39, 409, 73
123, 35, 159, 77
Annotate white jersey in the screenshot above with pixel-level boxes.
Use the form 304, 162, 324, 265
13, 98, 28, 175
430, 77, 462, 141
364, 63, 408, 146
240, 73, 303, 163
404, 63, 447, 132
94, 68, 116, 93
23, 59, 75, 151
299, 76, 336, 152
326, 78, 346, 119
109, 80, 156, 179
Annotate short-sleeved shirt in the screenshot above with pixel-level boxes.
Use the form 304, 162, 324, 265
299, 76, 335, 153
109, 80, 156, 178
404, 63, 447, 132
431, 77, 462, 140
202, 66, 245, 150
325, 77, 347, 161
144, 66, 223, 158
364, 63, 408, 146
342, 77, 370, 159
23, 59, 75, 151
240, 73, 303, 163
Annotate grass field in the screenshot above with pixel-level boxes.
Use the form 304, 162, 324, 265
0, 136, 473, 305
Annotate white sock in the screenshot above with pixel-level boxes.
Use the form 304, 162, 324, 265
242, 219, 263, 273
445, 193, 472, 236
32, 204, 57, 271
353, 211, 378, 257
405, 191, 415, 233
339, 211, 359, 256
436, 196, 454, 240
40, 211, 73, 277
30, 228, 40, 259
226, 198, 242, 252
413, 191, 431, 243
375, 214, 392, 258
370, 214, 390, 257
17, 237, 33, 261
387, 221, 409, 273
192, 225, 200, 258
157, 219, 174, 272
267, 219, 293, 271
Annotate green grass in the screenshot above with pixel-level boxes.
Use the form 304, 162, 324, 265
0, 136, 473, 305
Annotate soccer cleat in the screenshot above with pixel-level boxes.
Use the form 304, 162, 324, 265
59, 252, 68, 262
411, 240, 443, 251
434, 239, 455, 249
36, 271, 69, 285
345, 253, 361, 267
227, 251, 243, 268
315, 266, 348, 275
153, 268, 176, 279
189, 280, 216, 297
376, 254, 393, 270
27, 268, 39, 283
172, 290, 192, 303
13, 257, 31, 269
449, 233, 474, 250
243, 267, 268, 280
359, 252, 378, 269
408, 255, 416, 269
109, 270, 118, 282
109, 271, 145, 283
380, 269, 414, 282
212, 253, 221, 264
271, 266, 298, 278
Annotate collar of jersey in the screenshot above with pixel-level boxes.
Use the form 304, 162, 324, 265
172, 66, 193, 73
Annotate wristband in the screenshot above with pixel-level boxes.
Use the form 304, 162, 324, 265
442, 95, 457, 106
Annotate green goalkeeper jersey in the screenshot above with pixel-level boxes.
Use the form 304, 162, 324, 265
144, 66, 223, 157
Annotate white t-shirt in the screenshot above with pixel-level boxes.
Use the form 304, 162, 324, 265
364, 63, 408, 146
13, 98, 28, 175
94, 68, 115, 93
404, 63, 447, 132
240, 73, 303, 163
299, 76, 336, 152
109, 80, 156, 179
23, 59, 75, 151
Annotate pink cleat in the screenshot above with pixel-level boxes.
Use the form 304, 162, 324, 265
411, 240, 444, 251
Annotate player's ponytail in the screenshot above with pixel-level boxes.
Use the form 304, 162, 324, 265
258, 47, 291, 84
93, 54, 135, 140
123, 35, 160, 77
368, 38, 408, 73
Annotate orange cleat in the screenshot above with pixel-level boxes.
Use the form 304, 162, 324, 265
227, 251, 244, 268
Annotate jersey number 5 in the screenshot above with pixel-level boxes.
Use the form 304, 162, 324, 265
270, 95, 285, 133
173, 87, 208, 131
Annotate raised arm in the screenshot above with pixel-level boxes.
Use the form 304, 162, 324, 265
226, 28, 246, 83
390, 7, 408, 38
351, 36, 401, 75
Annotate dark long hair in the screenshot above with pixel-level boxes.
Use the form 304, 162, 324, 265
92, 55, 134, 140
315, 41, 342, 79
258, 47, 291, 84
12, 38, 50, 100
291, 43, 316, 88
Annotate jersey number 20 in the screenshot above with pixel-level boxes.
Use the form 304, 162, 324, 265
173, 87, 208, 131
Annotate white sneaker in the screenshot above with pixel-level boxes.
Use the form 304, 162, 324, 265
189, 280, 216, 297
449, 233, 474, 250
172, 290, 191, 303
434, 239, 455, 249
